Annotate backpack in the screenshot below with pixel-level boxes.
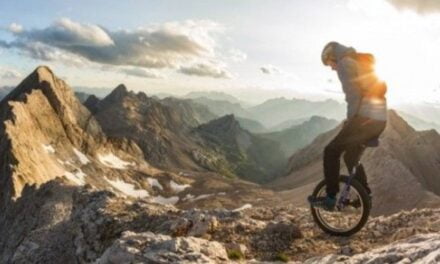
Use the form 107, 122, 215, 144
348, 53, 387, 98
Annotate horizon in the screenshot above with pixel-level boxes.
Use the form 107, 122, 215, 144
1, 0, 440, 106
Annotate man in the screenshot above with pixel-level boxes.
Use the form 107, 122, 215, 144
308, 42, 387, 210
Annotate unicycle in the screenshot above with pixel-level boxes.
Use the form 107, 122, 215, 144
310, 139, 378, 236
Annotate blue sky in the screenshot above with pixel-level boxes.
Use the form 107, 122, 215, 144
1, 0, 440, 104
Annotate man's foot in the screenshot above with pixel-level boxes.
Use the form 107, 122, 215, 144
308, 195, 337, 211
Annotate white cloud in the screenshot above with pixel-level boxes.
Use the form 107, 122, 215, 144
8, 23, 23, 34
179, 62, 232, 78
18, 18, 114, 47
2, 18, 223, 70
0, 67, 22, 79
120, 67, 164, 79
227, 48, 247, 62
386, 0, 440, 14
260, 64, 282, 75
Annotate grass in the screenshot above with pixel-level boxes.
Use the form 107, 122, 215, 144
227, 249, 245, 260
274, 252, 289, 262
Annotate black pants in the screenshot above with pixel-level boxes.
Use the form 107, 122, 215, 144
323, 116, 386, 196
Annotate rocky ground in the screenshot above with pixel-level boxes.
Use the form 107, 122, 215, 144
8, 180, 440, 263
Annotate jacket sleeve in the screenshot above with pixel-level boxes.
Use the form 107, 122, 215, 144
337, 58, 362, 119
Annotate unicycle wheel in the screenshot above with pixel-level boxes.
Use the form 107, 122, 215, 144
310, 176, 371, 236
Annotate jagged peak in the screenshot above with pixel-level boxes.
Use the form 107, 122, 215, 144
0, 65, 72, 107
103, 84, 130, 103
198, 114, 243, 135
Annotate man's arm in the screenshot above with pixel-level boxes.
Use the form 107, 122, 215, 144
336, 58, 362, 119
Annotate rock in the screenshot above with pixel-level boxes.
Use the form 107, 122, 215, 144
98, 231, 228, 264
307, 233, 440, 264
183, 210, 219, 238
226, 242, 248, 256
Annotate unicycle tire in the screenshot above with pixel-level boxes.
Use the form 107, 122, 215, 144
310, 176, 371, 236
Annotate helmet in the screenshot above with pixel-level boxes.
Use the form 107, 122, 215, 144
321, 42, 339, 66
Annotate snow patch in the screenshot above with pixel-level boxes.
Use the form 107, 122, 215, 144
232, 203, 252, 212
105, 177, 149, 198
42, 144, 55, 154
183, 194, 195, 201
170, 180, 190, 193
73, 148, 90, 164
64, 168, 86, 185
98, 153, 134, 169
152, 195, 179, 205
192, 194, 214, 201
147, 178, 163, 190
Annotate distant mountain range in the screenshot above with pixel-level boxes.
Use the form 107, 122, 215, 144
84, 84, 288, 183
260, 116, 338, 157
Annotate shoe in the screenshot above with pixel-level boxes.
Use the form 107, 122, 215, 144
308, 195, 337, 211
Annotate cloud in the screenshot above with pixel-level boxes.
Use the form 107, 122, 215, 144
386, 0, 440, 14
7, 23, 23, 33
120, 67, 164, 79
0, 67, 22, 79
2, 18, 223, 69
12, 42, 88, 66
227, 48, 247, 62
179, 62, 232, 78
15, 18, 114, 47
260, 64, 282, 75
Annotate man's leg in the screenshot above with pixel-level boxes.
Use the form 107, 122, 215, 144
323, 117, 382, 196
323, 139, 346, 197
344, 145, 372, 194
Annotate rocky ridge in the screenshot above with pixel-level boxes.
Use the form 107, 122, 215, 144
7, 181, 440, 263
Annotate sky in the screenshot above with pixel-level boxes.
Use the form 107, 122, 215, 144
0, 0, 440, 105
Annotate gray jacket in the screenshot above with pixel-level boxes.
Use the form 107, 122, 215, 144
332, 43, 387, 121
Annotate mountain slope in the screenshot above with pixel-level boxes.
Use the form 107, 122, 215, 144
397, 110, 440, 132
196, 115, 286, 183
0, 67, 284, 262
189, 97, 252, 119
260, 116, 338, 157
89, 86, 285, 183
236, 116, 267, 133
184, 90, 243, 105
248, 97, 345, 128
271, 110, 440, 216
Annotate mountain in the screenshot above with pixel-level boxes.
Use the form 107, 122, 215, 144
189, 96, 252, 119
88, 85, 285, 183
268, 117, 310, 132
0, 86, 14, 100
271, 110, 440, 216
184, 90, 243, 105
397, 110, 440, 132
160, 96, 217, 125
196, 115, 286, 183
74, 91, 93, 103
248, 97, 345, 128
74, 86, 113, 98
260, 116, 338, 157
236, 117, 267, 133
87, 84, 209, 171
0, 66, 283, 262
395, 102, 440, 127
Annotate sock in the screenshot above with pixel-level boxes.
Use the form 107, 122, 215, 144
327, 193, 336, 200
